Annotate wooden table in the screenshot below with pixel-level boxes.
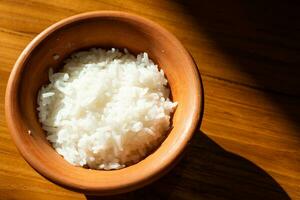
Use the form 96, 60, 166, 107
1, 1, 299, 199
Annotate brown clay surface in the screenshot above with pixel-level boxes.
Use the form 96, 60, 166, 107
5, 11, 202, 195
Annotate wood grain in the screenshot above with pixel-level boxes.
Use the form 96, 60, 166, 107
0, 0, 299, 199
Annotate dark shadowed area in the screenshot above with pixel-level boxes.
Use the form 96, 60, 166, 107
176, 0, 300, 126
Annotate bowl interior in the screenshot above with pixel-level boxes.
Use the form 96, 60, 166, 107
8, 13, 201, 194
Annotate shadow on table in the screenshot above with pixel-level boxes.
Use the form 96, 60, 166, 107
85, 131, 290, 200
177, 0, 300, 127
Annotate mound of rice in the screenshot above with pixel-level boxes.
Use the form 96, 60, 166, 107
37, 48, 177, 170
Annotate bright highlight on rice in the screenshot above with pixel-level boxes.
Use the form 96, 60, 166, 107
37, 48, 177, 170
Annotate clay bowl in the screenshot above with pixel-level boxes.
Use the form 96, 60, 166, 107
5, 11, 203, 195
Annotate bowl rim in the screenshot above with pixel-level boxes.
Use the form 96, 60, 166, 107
5, 11, 204, 194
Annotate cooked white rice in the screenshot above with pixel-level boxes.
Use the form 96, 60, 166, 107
37, 48, 177, 170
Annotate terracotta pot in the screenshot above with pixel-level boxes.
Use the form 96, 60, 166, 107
5, 11, 203, 195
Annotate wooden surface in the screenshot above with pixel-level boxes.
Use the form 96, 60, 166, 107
0, 0, 299, 199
